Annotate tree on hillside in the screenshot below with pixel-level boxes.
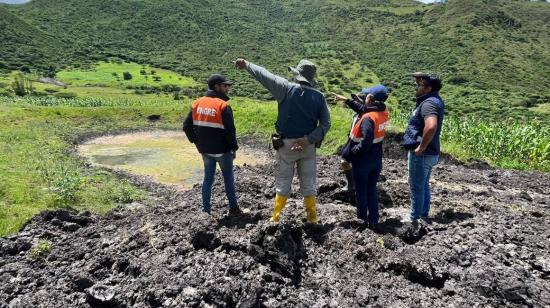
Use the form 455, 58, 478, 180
45, 65, 57, 78
123, 71, 133, 80
11, 72, 33, 96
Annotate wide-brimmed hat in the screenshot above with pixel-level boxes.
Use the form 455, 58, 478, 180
288, 59, 317, 86
361, 84, 389, 102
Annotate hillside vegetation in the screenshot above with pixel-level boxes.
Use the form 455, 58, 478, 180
0, 0, 549, 119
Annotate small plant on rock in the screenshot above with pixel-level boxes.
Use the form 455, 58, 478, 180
376, 237, 385, 248
30, 240, 51, 260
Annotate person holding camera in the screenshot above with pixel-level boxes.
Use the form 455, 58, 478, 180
403, 72, 445, 223
235, 58, 331, 224
334, 85, 390, 227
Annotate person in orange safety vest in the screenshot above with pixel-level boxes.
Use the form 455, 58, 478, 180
183, 74, 240, 215
333, 84, 390, 227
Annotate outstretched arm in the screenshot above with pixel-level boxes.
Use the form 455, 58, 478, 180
235, 58, 289, 102
344, 99, 368, 114
331, 92, 367, 114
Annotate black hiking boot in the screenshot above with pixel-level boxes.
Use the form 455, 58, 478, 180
228, 206, 242, 216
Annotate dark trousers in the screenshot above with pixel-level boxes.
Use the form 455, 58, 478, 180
352, 160, 382, 224
201, 152, 237, 212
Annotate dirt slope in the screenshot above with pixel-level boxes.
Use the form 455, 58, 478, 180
1, 141, 549, 307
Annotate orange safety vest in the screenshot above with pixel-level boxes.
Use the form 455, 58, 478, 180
350, 109, 389, 144
191, 97, 228, 129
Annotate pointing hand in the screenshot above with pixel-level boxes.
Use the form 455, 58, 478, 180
329, 92, 347, 105
234, 58, 247, 70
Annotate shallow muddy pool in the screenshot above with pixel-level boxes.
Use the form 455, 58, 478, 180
78, 131, 269, 189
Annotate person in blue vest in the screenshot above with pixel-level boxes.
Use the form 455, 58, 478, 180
235, 58, 331, 224
403, 73, 445, 222
182, 74, 240, 215
334, 85, 390, 226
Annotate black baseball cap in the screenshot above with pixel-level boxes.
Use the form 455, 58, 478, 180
207, 74, 233, 89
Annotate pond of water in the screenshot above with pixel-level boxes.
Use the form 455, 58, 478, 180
78, 131, 269, 189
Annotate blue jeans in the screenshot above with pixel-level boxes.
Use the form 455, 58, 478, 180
352, 160, 382, 224
408, 151, 439, 220
201, 152, 237, 212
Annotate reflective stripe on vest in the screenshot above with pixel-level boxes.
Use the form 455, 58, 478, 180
348, 114, 360, 139
350, 109, 389, 144
191, 97, 228, 129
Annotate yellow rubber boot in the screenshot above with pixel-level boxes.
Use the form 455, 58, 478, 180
304, 196, 318, 224
270, 194, 288, 223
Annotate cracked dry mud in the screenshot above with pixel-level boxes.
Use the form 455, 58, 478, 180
1, 137, 549, 307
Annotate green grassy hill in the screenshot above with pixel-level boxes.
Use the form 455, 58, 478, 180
1, 0, 549, 119
0, 5, 62, 71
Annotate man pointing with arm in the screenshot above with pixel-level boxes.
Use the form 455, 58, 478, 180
235, 58, 331, 224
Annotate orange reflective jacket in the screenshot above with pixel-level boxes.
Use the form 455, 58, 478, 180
191, 97, 228, 129
350, 109, 389, 144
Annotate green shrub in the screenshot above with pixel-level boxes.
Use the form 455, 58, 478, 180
11, 72, 33, 97
109, 184, 145, 204
54, 92, 77, 99
45, 88, 59, 94
50, 167, 82, 207
30, 240, 51, 260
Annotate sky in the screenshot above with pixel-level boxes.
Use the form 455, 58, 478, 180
0, 0, 31, 3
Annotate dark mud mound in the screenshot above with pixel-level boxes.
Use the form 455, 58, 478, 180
1, 152, 550, 307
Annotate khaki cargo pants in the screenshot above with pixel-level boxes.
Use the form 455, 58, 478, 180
275, 138, 317, 197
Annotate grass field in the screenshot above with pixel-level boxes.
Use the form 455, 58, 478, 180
56, 61, 199, 88
0, 60, 549, 236
0, 105, 162, 235
1, 94, 549, 236
531, 103, 550, 115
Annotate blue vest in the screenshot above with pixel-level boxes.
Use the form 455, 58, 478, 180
276, 85, 325, 138
403, 93, 445, 155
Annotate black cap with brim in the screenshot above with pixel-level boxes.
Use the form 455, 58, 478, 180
207, 74, 233, 89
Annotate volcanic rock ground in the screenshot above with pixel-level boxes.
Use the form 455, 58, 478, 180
1, 137, 549, 307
